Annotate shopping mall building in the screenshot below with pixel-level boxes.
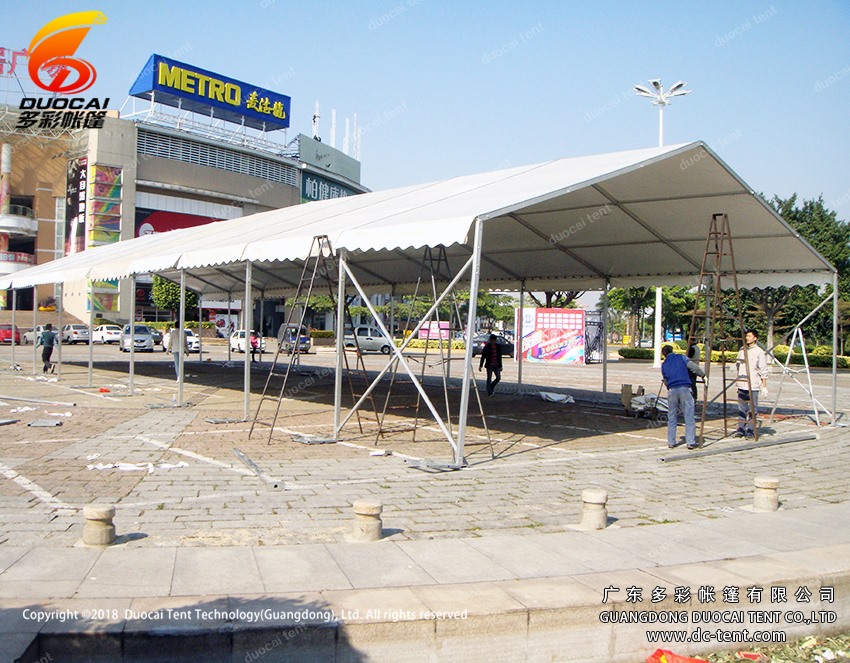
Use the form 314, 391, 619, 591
0, 53, 367, 331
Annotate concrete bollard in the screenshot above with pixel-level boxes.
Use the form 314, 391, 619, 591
83, 504, 116, 546
352, 499, 383, 541
580, 489, 609, 530
753, 476, 780, 512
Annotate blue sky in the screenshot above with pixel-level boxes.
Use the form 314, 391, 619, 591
4, 1, 849, 220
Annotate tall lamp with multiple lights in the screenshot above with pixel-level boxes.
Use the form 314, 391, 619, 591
633, 79, 691, 367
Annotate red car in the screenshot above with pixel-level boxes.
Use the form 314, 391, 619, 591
0, 323, 21, 344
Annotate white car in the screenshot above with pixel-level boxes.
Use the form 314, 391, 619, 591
92, 324, 122, 344
163, 328, 201, 353
229, 329, 266, 353
119, 324, 157, 352
62, 324, 90, 344
23, 325, 52, 345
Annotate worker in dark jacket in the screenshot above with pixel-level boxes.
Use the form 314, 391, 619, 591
478, 334, 503, 396
661, 344, 705, 449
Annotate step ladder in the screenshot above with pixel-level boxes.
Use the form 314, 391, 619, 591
686, 213, 758, 445
249, 235, 381, 443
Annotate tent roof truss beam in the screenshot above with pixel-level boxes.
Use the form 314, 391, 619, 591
508, 212, 607, 279
592, 183, 702, 271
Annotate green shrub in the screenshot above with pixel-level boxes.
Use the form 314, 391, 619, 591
618, 347, 655, 359
310, 330, 335, 338
811, 345, 833, 356
773, 352, 849, 368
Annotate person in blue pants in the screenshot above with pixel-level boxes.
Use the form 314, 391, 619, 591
661, 344, 705, 449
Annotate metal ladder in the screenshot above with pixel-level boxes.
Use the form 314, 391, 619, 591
686, 213, 758, 444
249, 235, 381, 443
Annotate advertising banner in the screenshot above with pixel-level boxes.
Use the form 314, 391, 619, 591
517, 308, 585, 364
418, 321, 450, 340
65, 156, 87, 255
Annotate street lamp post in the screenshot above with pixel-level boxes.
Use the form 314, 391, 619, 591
634, 79, 691, 367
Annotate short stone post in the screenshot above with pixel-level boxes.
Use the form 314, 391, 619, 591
83, 504, 116, 546
352, 499, 383, 541
753, 476, 780, 512
580, 489, 609, 530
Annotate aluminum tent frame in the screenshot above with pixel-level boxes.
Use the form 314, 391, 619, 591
1, 141, 839, 454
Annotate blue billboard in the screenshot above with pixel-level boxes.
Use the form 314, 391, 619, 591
129, 54, 291, 130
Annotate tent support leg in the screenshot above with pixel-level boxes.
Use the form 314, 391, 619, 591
128, 276, 136, 394
833, 271, 839, 425
88, 282, 95, 387
243, 261, 252, 421
456, 217, 483, 468
602, 279, 610, 396
10, 289, 16, 369
518, 280, 524, 385
178, 269, 186, 406
334, 250, 346, 436
56, 283, 63, 377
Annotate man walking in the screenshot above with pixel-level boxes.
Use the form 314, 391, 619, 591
735, 329, 768, 438
36, 323, 57, 374
661, 344, 705, 449
478, 334, 503, 396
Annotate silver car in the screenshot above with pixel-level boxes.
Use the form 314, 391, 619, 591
119, 324, 157, 352
343, 326, 393, 355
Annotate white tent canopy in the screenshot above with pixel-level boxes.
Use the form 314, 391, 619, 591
1, 141, 835, 295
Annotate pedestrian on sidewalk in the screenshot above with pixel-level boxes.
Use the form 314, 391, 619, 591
735, 328, 768, 438
478, 334, 503, 396
167, 328, 188, 379
661, 344, 705, 449
250, 330, 260, 363
36, 323, 57, 373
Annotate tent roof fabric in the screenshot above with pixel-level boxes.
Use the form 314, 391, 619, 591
2, 142, 834, 295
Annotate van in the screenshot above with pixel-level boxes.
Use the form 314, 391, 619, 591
277, 324, 312, 355
343, 326, 393, 355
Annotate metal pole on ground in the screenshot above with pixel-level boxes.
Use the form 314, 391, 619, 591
333, 249, 346, 436
243, 261, 252, 421
456, 217, 483, 468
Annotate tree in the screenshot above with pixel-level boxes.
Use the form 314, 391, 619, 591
151, 275, 199, 319
765, 195, 850, 346
606, 287, 654, 346
528, 290, 584, 309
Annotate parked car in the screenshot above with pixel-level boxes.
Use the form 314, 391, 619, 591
119, 324, 158, 352
229, 329, 266, 353
61, 324, 90, 344
22, 325, 54, 345
277, 324, 311, 355
92, 324, 122, 344
0, 323, 21, 344
343, 326, 393, 355
470, 333, 515, 358
163, 328, 201, 353
150, 328, 163, 346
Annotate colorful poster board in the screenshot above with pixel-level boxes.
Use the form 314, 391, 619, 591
516, 308, 585, 364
